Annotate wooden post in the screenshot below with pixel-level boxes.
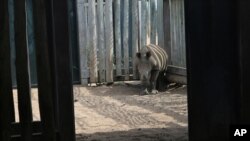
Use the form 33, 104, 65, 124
157, 0, 164, 48
0, 0, 12, 140
185, 0, 249, 140
97, 0, 106, 82
105, 0, 114, 83
88, 0, 98, 83
114, 0, 122, 76
32, 0, 57, 140
77, 0, 89, 85
131, 0, 139, 79
14, 0, 33, 140
7, 0, 16, 122
150, 0, 157, 44
123, 0, 130, 80
48, 0, 76, 140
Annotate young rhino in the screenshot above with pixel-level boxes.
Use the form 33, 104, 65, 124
135, 44, 168, 95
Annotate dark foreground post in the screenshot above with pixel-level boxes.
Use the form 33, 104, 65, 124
185, 0, 250, 140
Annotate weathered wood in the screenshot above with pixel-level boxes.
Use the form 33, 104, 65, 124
97, 0, 106, 82
140, 0, 147, 47
180, 0, 186, 67
146, 0, 151, 44
167, 65, 186, 76
77, 0, 89, 85
157, 0, 164, 48
48, 0, 76, 140
105, 0, 114, 83
166, 74, 186, 84
32, 0, 57, 140
14, 0, 33, 140
163, 0, 171, 62
0, 0, 12, 140
114, 0, 122, 76
123, 0, 130, 80
88, 0, 98, 83
169, 0, 186, 68
131, 0, 139, 79
150, 0, 157, 44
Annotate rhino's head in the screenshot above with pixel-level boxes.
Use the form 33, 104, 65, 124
135, 48, 156, 84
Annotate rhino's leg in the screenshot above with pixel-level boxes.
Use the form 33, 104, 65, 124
139, 80, 150, 95
150, 70, 160, 94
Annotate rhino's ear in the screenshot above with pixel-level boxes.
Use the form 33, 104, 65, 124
136, 52, 141, 59
146, 51, 151, 59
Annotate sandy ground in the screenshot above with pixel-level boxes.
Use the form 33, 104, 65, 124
74, 81, 188, 141
13, 81, 188, 141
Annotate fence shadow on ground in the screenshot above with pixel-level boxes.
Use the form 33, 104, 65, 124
76, 126, 188, 141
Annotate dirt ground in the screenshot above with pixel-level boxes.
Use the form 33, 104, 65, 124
74, 81, 188, 141
13, 81, 188, 141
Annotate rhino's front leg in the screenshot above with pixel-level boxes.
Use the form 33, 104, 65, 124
140, 82, 150, 95
150, 70, 160, 94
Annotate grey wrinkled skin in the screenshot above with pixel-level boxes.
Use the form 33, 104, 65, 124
135, 44, 168, 95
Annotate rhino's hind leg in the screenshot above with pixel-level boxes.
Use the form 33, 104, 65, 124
150, 70, 160, 94
156, 71, 169, 92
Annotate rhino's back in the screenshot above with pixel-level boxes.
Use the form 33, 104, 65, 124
146, 44, 168, 71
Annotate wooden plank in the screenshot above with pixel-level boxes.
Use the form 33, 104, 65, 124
166, 74, 186, 84
123, 0, 130, 80
150, 0, 157, 44
48, 0, 76, 140
32, 0, 57, 140
163, 0, 171, 61
77, 0, 89, 85
114, 0, 122, 76
157, 0, 164, 48
167, 65, 186, 76
88, 0, 98, 83
105, 0, 114, 83
170, 0, 177, 66
131, 0, 139, 79
140, 0, 147, 47
97, 0, 106, 82
146, 1, 151, 44
14, 1, 33, 141
138, 1, 141, 49
0, 0, 13, 140
181, 0, 186, 67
